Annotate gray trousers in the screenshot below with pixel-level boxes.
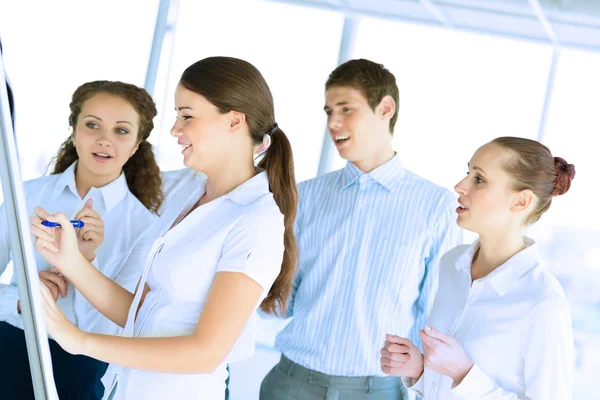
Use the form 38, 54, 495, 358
260, 355, 409, 400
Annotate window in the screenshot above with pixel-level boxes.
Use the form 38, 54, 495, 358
351, 17, 552, 190
529, 47, 600, 400
0, 0, 159, 180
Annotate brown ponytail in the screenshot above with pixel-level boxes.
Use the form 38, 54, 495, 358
257, 128, 298, 315
181, 57, 298, 315
51, 80, 164, 214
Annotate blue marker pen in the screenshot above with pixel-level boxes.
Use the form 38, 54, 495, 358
41, 220, 85, 228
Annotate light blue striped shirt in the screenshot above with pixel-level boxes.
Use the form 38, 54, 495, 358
275, 155, 462, 376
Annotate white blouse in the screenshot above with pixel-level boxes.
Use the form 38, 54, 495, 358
405, 238, 574, 399
0, 162, 156, 335
104, 169, 284, 400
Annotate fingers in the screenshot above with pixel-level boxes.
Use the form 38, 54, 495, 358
380, 357, 409, 369
77, 212, 104, 246
35, 237, 58, 253
79, 224, 104, 243
40, 283, 62, 335
419, 330, 442, 349
382, 343, 411, 355
79, 216, 104, 229
422, 341, 431, 355
381, 365, 405, 376
45, 213, 75, 235
380, 348, 410, 363
422, 325, 452, 344
40, 282, 56, 304
30, 213, 52, 232
380, 361, 413, 377
49, 267, 69, 283
40, 279, 59, 302
30, 222, 54, 243
34, 206, 51, 220
386, 334, 415, 348
75, 202, 100, 221
39, 271, 68, 298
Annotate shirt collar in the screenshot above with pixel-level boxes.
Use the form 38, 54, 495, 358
51, 162, 79, 201
98, 171, 129, 212
340, 153, 405, 191
225, 171, 272, 206
455, 237, 540, 296
50, 161, 129, 212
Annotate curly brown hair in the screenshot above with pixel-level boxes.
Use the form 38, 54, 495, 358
52, 81, 164, 214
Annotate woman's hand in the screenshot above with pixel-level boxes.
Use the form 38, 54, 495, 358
74, 199, 105, 262
419, 325, 474, 386
30, 208, 86, 275
40, 282, 86, 355
380, 334, 424, 379
17, 269, 68, 314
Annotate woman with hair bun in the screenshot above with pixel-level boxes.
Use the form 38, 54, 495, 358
380, 137, 576, 399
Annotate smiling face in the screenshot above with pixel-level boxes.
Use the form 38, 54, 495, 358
71, 92, 140, 185
324, 86, 395, 171
170, 83, 234, 174
454, 143, 533, 234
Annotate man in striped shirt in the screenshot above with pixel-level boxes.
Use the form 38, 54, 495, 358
260, 59, 462, 399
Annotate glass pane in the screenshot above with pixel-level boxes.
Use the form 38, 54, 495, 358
152, 0, 343, 182
0, 0, 159, 181
530, 47, 600, 400
351, 17, 553, 190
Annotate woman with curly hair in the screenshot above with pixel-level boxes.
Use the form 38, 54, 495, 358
0, 80, 163, 399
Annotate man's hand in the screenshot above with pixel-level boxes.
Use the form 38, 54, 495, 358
380, 334, 424, 379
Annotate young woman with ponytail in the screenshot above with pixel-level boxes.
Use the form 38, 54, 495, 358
30, 57, 298, 399
0, 80, 163, 399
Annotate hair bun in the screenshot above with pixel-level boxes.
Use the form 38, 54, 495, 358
552, 157, 576, 196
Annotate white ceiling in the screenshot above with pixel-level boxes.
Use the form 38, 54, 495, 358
268, 0, 600, 51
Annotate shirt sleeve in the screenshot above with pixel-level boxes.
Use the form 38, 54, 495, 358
451, 295, 574, 400
402, 374, 425, 398
0, 283, 20, 325
0, 200, 21, 325
411, 191, 462, 350
216, 207, 285, 296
